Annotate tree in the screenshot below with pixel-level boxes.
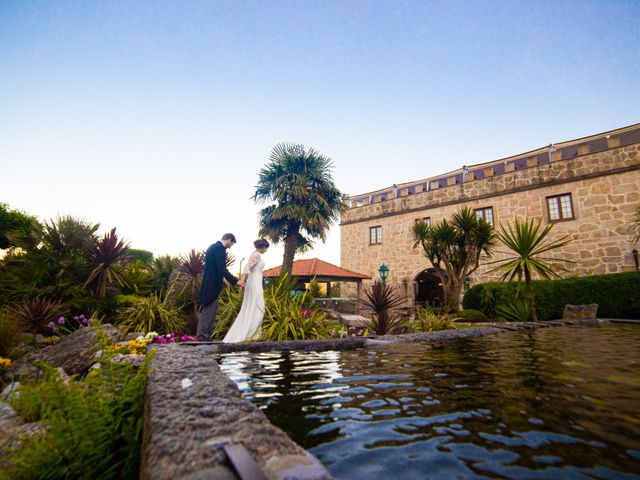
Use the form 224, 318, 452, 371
489, 217, 572, 322
0, 203, 40, 250
411, 207, 496, 312
254, 143, 346, 273
632, 204, 640, 243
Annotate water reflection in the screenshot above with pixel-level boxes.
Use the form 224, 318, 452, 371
219, 324, 640, 479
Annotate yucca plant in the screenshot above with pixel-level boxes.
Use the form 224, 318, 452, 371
177, 249, 204, 301
359, 280, 406, 335
149, 255, 179, 293
409, 307, 454, 332
489, 218, 572, 322
496, 298, 531, 322
260, 293, 331, 341
84, 228, 130, 297
9, 297, 64, 342
115, 282, 184, 335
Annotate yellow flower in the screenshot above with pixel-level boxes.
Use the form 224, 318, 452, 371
0, 357, 13, 368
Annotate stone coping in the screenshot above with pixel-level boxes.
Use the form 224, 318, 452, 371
142, 318, 620, 479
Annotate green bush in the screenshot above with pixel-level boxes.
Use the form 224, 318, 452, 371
463, 272, 640, 320
496, 298, 531, 322
407, 308, 454, 332
0, 309, 23, 358
455, 309, 489, 322
115, 290, 185, 335
2, 357, 149, 480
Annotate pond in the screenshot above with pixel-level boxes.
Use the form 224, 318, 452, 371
219, 324, 640, 479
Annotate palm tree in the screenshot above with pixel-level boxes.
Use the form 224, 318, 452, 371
84, 228, 130, 297
254, 143, 346, 273
411, 207, 496, 312
489, 218, 572, 322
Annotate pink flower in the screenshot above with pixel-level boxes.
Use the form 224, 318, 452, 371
47, 321, 55, 329
57, 316, 65, 325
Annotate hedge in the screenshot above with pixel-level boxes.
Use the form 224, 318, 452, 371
462, 271, 640, 320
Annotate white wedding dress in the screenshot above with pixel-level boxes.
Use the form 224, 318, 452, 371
223, 251, 265, 343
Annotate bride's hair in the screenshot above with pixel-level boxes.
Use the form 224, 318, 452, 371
254, 239, 269, 249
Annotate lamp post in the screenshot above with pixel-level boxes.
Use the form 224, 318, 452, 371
633, 249, 639, 271
464, 275, 471, 292
378, 263, 389, 285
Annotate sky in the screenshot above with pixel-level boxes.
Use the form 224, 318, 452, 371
1, 0, 639, 269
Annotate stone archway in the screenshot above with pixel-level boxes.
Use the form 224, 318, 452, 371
412, 268, 445, 309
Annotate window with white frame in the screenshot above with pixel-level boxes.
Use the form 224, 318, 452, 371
369, 226, 383, 245
547, 193, 574, 221
474, 207, 494, 225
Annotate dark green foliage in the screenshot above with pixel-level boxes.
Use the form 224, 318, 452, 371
455, 309, 489, 322
125, 248, 154, 266
149, 255, 178, 293
2, 358, 149, 480
359, 280, 406, 335
120, 260, 154, 296
0, 309, 23, 358
463, 272, 640, 320
496, 298, 531, 322
115, 287, 185, 335
0, 202, 39, 250
407, 307, 454, 332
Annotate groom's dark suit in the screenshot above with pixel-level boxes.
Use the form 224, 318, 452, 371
199, 241, 238, 306
196, 241, 238, 340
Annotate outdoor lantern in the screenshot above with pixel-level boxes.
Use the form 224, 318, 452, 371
464, 275, 471, 291
378, 263, 389, 284
633, 249, 639, 271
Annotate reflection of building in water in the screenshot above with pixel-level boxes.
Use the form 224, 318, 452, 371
340, 123, 640, 309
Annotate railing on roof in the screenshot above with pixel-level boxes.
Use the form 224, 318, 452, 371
347, 125, 640, 208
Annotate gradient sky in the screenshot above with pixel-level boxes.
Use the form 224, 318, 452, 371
1, 0, 639, 269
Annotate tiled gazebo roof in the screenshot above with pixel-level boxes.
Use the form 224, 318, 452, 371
263, 258, 370, 281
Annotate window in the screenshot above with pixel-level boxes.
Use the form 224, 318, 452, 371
414, 217, 431, 226
474, 207, 494, 225
369, 226, 382, 245
547, 193, 574, 221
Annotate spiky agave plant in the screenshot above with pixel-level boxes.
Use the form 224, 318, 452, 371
359, 280, 406, 335
10, 297, 64, 342
84, 228, 130, 297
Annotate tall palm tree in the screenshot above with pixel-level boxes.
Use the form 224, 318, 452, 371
411, 207, 496, 312
489, 218, 572, 322
254, 143, 346, 273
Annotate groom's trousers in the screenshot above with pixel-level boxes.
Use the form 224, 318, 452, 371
196, 299, 219, 340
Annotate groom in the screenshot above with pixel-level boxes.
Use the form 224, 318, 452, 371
196, 233, 245, 341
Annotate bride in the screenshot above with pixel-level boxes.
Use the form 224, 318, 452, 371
223, 239, 269, 343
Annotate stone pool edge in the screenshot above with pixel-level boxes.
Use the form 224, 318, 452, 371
141, 318, 613, 479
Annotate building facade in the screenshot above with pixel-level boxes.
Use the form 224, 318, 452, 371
340, 124, 640, 308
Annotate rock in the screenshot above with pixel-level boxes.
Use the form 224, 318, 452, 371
339, 314, 370, 328
0, 401, 48, 463
563, 304, 599, 320
9, 324, 121, 382
1, 382, 20, 402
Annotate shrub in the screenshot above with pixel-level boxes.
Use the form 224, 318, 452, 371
2, 358, 148, 480
9, 297, 64, 342
463, 272, 640, 320
359, 280, 406, 335
115, 289, 185, 335
408, 308, 454, 332
0, 309, 23, 358
496, 298, 531, 322
455, 309, 489, 322
213, 273, 333, 341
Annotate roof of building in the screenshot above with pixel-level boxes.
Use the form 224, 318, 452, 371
348, 122, 640, 203
263, 258, 371, 280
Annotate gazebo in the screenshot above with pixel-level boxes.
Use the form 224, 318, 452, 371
262, 258, 371, 312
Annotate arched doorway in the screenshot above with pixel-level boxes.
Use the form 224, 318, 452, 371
413, 268, 445, 309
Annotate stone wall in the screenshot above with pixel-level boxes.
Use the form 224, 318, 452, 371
340, 140, 640, 302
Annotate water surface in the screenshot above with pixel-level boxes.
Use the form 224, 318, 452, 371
220, 324, 640, 479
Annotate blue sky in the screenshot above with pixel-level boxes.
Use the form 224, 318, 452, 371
1, 0, 639, 268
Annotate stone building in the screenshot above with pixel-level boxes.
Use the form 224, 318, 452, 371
340, 123, 640, 309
